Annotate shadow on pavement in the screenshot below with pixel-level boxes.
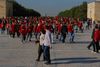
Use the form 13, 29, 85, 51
51, 57, 100, 64
66, 41, 91, 44
0, 35, 9, 37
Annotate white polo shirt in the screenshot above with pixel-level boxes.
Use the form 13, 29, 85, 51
43, 30, 51, 46
39, 33, 45, 45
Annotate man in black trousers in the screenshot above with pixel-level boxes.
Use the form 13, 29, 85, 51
61, 23, 67, 43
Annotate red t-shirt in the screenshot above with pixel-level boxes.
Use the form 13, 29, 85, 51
0, 24, 2, 29
21, 26, 27, 35
11, 24, 15, 33
36, 25, 41, 33
57, 24, 62, 33
94, 29, 100, 42
27, 26, 33, 33
67, 24, 73, 32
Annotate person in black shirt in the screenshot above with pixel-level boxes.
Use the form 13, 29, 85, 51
61, 23, 67, 43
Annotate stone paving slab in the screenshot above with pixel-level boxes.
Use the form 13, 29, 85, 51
0, 30, 100, 67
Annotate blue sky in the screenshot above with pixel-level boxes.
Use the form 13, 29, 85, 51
15, 0, 90, 16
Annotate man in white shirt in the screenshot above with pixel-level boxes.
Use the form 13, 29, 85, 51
43, 26, 51, 64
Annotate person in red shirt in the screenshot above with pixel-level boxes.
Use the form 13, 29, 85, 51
48, 24, 54, 44
33, 24, 37, 39
93, 25, 100, 53
78, 21, 83, 33
20, 24, 27, 43
0, 23, 2, 33
56, 23, 62, 40
67, 23, 74, 43
6, 23, 10, 34
27, 23, 33, 41
36, 23, 41, 40
1, 22, 5, 34
0, 23, 1, 27
11, 22, 15, 38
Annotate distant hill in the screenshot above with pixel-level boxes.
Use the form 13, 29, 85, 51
13, 1, 41, 17
58, 2, 87, 20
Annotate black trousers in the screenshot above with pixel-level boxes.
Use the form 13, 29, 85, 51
37, 45, 45, 60
27, 32, 32, 41
44, 46, 51, 63
22, 35, 26, 42
94, 41, 99, 53
61, 33, 66, 43
12, 32, 15, 38
88, 40, 96, 52
16, 31, 20, 37
87, 40, 94, 49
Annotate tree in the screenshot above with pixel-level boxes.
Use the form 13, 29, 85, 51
58, 2, 87, 20
13, 1, 41, 17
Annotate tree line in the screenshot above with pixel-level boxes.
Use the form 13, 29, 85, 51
13, 1, 41, 17
58, 2, 87, 20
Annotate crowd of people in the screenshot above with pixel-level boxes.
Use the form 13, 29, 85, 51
0, 16, 99, 64
0, 16, 92, 43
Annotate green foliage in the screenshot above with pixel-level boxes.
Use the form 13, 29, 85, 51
58, 2, 87, 20
13, 1, 41, 17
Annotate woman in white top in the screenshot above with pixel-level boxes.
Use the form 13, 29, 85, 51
36, 29, 46, 61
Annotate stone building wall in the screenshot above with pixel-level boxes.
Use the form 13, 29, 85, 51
87, 1, 100, 21
95, 1, 100, 21
0, 0, 13, 18
0, 0, 6, 18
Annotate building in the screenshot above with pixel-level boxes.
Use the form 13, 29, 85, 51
0, 0, 14, 18
87, 0, 100, 22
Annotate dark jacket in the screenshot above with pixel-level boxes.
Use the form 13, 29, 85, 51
61, 25, 67, 34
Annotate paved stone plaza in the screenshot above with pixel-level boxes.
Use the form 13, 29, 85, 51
0, 29, 100, 67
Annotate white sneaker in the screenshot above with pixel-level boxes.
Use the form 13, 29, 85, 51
91, 51, 96, 53
91, 51, 94, 53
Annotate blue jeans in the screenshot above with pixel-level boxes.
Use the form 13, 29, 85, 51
34, 33, 40, 40
68, 32, 74, 42
44, 46, 51, 62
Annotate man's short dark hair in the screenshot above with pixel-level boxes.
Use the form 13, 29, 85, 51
41, 29, 46, 34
